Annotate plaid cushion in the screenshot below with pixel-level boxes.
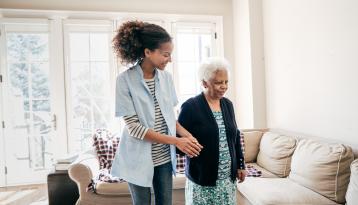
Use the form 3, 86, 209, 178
246, 164, 262, 177
176, 154, 186, 174
87, 128, 123, 192
93, 128, 119, 170
240, 131, 245, 156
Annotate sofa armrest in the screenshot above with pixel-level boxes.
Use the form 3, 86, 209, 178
68, 154, 99, 197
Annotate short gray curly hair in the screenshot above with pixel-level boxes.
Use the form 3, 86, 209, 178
198, 57, 231, 82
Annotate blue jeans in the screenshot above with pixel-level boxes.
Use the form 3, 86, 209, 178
128, 161, 173, 205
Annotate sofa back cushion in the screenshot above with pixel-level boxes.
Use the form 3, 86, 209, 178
243, 131, 263, 163
345, 159, 358, 205
289, 139, 354, 204
256, 132, 297, 177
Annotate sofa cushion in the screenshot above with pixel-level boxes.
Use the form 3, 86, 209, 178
289, 139, 354, 204
345, 159, 358, 205
237, 178, 340, 205
256, 132, 297, 177
96, 181, 130, 195
243, 131, 263, 162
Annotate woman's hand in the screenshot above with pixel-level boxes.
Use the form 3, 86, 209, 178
237, 169, 247, 183
175, 137, 203, 158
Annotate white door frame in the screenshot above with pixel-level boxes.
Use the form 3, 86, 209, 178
48, 18, 68, 159
0, 23, 7, 187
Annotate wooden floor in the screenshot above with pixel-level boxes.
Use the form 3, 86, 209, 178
0, 184, 48, 205
0, 185, 249, 205
172, 189, 185, 205
102, 189, 186, 205
0, 184, 184, 205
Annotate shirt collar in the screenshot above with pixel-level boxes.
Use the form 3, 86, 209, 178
134, 63, 160, 81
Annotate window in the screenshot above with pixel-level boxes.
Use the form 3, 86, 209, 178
63, 20, 116, 154
7, 32, 52, 168
171, 22, 219, 106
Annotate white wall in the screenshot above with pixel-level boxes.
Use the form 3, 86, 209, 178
233, 0, 254, 128
263, 0, 358, 145
232, 0, 266, 129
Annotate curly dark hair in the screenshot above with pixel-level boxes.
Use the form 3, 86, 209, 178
112, 20, 172, 65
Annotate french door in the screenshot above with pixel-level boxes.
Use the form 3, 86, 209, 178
0, 20, 57, 185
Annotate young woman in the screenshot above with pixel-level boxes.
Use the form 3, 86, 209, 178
178, 57, 246, 205
110, 20, 202, 205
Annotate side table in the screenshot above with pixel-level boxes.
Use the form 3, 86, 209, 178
47, 170, 79, 205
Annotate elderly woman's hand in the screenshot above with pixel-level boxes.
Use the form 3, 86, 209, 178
237, 169, 247, 183
175, 137, 203, 158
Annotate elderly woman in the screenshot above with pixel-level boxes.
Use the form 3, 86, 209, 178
178, 57, 246, 205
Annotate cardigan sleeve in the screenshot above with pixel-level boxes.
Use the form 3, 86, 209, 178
178, 100, 193, 131
177, 100, 193, 155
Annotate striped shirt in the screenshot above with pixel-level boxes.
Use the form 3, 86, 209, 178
122, 78, 171, 166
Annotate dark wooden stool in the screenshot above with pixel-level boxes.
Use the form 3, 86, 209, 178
47, 170, 79, 205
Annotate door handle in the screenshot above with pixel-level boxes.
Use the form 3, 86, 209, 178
52, 114, 57, 131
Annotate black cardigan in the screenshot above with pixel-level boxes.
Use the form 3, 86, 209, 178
178, 93, 245, 186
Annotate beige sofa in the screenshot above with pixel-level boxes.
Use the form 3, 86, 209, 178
237, 130, 358, 205
68, 152, 186, 205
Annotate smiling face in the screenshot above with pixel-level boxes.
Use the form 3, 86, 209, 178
203, 69, 229, 100
144, 41, 173, 70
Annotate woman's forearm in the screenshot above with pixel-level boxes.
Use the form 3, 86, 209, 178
145, 126, 202, 157
143, 122, 192, 144
143, 129, 178, 145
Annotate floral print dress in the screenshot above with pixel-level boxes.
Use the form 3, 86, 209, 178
185, 111, 237, 205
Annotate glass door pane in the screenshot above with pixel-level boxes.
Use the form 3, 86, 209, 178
2, 31, 54, 185
64, 24, 116, 154
174, 24, 215, 106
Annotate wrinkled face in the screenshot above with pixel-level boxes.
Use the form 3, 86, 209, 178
203, 69, 229, 100
145, 41, 173, 70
